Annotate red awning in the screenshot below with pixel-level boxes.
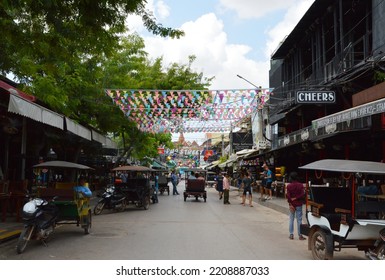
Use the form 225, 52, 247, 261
0, 80, 36, 102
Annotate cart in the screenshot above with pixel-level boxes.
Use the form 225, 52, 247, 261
112, 165, 154, 210
299, 159, 385, 260
183, 168, 207, 202
33, 160, 93, 234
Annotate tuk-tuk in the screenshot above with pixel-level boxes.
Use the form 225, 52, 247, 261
32, 160, 93, 232
16, 160, 93, 253
154, 169, 170, 195
299, 159, 385, 260
111, 165, 154, 210
183, 168, 207, 202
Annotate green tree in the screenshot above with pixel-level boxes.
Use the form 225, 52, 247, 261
0, 1, 212, 163
0, 0, 184, 76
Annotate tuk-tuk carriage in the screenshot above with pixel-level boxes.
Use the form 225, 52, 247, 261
183, 168, 207, 202
32, 160, 93, 233
111, 165, 154, 210
299, 159, 385, 260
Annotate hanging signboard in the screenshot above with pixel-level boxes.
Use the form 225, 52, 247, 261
232, 132, 253, 153
296, 91, 336, 104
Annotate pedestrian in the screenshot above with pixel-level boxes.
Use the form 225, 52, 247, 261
263, 164, 273, 200
215, 171, 224, 200
241, 171, 253, 207
171, 170, 179, 195
286, 171, 306, 240
153, 173, 159, 203
223, 173, 231, 204
259, 163, 267, 200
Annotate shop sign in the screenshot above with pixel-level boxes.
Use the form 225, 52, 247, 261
232, 132, 253, 152
296, 91, 336, 104
313, 97, 385, 129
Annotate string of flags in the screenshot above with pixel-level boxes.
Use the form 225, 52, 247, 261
105, 88, 272, 133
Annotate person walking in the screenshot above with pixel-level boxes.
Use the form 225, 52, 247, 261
153, 173, 159, 203
215, 172, 224, 200
286, 171, 306, 240
171, 170, 179, 195
263, 164, 273, 200
223, 173, 231, 204
241, 171, 253, 207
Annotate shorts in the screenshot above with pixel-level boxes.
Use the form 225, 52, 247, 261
264, 181, 272, 190
243, 187, 252, 195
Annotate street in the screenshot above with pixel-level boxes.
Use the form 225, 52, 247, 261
0, 183, 365, 260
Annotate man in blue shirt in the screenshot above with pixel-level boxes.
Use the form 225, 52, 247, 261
73, 177, 92, 198
171, 171, 179, 195
263, 164, 273, 200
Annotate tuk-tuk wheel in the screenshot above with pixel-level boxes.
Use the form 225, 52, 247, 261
143, 196, 150, 210
311, 229, 333, 260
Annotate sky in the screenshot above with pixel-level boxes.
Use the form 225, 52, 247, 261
126, 0, 316, 143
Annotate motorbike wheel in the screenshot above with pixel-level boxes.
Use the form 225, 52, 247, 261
117, 199, 127, 212
311, 229, 334, 260
93, 201, 105, 215
377, 243, 385, 260
16, 225, 34, 254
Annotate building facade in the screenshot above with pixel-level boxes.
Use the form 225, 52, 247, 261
250, 0, 385, 176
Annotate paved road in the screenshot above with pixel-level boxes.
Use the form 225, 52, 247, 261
0, 185, 365, 260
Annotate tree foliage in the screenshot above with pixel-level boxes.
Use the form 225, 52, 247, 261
0, 1, 213, 163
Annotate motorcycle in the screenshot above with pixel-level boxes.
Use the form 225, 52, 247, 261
16, 196, 60, 254
93, 185, 127, 215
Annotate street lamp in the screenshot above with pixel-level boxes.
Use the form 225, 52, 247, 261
236, 74, 260, 89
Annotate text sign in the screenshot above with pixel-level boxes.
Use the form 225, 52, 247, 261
296, 91, 336, 104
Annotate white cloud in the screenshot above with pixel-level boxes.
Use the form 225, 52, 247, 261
265, 0, 315, 57
218, 0, 298, 19
155, 0, 170, 20
125, 0, 314, 90
142, 13, 268, 89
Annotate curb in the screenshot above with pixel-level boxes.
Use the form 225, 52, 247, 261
0, 229, 21, 244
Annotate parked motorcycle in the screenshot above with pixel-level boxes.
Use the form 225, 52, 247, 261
16, 196, 60, 254
93, 185, 127, 215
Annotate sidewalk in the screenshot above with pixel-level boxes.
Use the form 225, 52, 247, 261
0, 216, 22, 243
0, 187, 289, 244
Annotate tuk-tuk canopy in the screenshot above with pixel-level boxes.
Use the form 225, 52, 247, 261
112, 165, 155, 172
299, 159, 385, 175
33, 160, 93, 170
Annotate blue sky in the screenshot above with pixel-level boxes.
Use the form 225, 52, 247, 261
126, 0, 315, 143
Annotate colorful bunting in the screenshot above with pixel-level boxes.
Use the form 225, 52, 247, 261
106, 88, 272, 133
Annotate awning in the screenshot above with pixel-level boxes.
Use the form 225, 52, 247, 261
8, 94, 63, 130
312, 97, 385, 129
91, 129, 117, 149
0, 80, 36, 102
65, 117, 92, 140
205, 160, 220, 170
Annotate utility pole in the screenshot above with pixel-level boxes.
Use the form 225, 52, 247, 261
221, 133, 224, 157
